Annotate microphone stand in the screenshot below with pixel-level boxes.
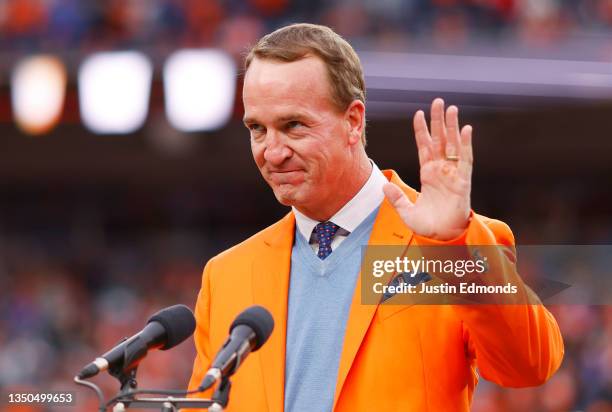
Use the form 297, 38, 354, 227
75, 363, 232, 411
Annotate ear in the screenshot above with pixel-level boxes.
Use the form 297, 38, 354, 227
344, 99, 365, 145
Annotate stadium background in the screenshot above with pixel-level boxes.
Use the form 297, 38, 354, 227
0, 0, 611, 411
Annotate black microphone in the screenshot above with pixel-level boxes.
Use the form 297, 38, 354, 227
198, 305, 274, 391
77, 304, 196, 379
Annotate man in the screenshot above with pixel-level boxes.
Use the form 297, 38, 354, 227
187, 23, 563, 411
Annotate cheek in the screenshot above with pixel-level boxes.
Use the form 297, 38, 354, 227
251, 140, 265, 168
296, 145, 323, 175
307, 142, 338, 174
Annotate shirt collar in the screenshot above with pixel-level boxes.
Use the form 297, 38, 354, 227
293, 161, 387, 240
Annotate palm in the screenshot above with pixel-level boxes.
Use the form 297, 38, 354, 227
384, 98, 473, 240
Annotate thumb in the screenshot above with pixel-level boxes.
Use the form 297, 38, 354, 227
383, 182, 414, 216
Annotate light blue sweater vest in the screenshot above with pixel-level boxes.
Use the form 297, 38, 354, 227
284, 208, 379, 412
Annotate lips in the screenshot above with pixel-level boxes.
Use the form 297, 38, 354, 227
268, 170, 304, 185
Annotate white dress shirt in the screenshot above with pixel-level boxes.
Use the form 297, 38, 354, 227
293, 162, 387, 254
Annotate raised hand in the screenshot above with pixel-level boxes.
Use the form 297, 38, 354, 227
383, 98, 473, 241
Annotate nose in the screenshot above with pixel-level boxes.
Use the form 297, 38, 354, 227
263, 130, 292, 166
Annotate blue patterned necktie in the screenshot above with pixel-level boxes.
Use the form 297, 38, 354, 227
314, 221, 340, 260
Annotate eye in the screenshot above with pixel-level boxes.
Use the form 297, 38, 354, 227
286, 120, 303, 130
247, 123, 265, 134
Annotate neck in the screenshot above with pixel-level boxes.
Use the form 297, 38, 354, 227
296, 153, 372, 222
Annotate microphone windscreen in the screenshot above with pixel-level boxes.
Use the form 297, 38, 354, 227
147, 304, 196, 350
230, 305, 274, 351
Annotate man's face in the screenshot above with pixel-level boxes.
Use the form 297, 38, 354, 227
243, 56, 353, 214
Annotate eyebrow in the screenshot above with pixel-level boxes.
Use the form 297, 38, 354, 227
243, 116, 256, 125
243, 113, 311, 126
277, 113, 309, 122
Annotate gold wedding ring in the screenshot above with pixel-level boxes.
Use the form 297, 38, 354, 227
445, 155, 459, 161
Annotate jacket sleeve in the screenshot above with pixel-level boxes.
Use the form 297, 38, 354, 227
186, 258, 215, 400
414, 214, 564, 387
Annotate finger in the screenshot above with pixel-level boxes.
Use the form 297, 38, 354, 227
413, 110, 432, 167
458, 125, 473, 177
383, 182, 414, 224
445, 105, 460, 159
418, 146, 431, 168
429, 98, 446, 160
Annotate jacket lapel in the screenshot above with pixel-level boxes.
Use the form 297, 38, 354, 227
252, 212, 295, 412
332, 170, 417, 410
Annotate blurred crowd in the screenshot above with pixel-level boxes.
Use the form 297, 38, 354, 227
1, 0, 612, 55
0, 184, 611, 412
0, 229, 207, 411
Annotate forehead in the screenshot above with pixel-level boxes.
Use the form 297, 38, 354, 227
242, 56, 336, 120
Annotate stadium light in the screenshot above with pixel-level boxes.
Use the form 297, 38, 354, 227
11, 55, 67, 136
78, 51, 152, 134
163, 49, 236, 132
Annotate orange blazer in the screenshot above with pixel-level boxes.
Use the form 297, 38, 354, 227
186, 170, 564, 412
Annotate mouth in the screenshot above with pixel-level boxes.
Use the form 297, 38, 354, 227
267, 169, 305, 185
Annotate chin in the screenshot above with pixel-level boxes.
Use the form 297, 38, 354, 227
276, 197, 294, 207
272, 185, 307, 208
271, 187, 296, 206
